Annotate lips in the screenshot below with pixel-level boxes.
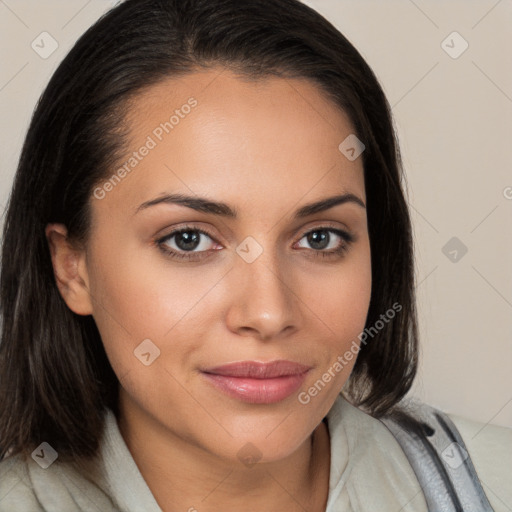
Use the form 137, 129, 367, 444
203, 360, 311, 378
201, 360, 311, 404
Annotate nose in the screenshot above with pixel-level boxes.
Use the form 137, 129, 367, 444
224, 248, 300, 342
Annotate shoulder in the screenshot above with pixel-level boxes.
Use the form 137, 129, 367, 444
0, 408, 161, 512
0, 449, 118, 512
380, 396, 511, 512
448, 412, 512, 512
326, 394, 430, 511
326, 394, 511, 512
0, 453, 43, 511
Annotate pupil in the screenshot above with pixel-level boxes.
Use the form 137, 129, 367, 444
309, 230, 328, 250
176, 231, 200, 251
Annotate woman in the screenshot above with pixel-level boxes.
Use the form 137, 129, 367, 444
0, 0, 508, 511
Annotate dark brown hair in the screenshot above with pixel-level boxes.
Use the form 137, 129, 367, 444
0, 0, 418, 463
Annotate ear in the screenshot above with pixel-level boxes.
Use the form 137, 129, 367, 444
45, 223, 93, 316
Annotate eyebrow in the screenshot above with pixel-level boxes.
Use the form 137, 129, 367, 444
134, 192, 366, 218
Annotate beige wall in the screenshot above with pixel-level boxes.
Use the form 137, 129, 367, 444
0, 0, 510, 427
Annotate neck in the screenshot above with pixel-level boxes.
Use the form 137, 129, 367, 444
117, 395, 330, 512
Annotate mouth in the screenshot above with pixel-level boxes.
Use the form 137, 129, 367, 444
201, 360, 312, 404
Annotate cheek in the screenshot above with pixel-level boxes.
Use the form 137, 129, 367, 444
299, 239, 372, 387
85, 233, 224, 375
307, 239, 372, 340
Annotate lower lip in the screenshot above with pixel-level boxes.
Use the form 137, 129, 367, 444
202, 371, 309, 404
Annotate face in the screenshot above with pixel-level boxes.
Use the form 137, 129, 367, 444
60, 67, 371, 464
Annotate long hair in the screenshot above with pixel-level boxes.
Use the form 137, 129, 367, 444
0, 0, 418, 462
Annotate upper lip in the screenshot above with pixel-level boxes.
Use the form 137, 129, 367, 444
202, 360, 312, 379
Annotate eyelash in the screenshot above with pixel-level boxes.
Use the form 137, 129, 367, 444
155, 224, 355, 262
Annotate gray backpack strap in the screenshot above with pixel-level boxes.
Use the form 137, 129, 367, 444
379, 401, 494, 511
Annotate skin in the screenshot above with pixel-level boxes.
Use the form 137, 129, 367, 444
46, 67, 372, 512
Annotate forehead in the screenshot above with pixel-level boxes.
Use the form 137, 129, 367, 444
94, 67, 366, 219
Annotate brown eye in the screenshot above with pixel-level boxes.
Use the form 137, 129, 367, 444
295, 227, 355, 258
156, 226, 219, 261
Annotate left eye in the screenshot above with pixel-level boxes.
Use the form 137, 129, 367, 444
158, 228, 217, 254
296, 228, 349, 251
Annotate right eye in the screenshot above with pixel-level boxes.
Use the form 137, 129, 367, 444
156, 226, 221, 261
